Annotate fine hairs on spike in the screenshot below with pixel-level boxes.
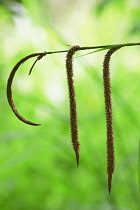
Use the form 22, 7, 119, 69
7, 52, 46, 126
65, 45, 81, 167
103, 47, 121, 193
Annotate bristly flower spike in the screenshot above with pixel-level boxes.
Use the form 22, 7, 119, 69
103, 47, 121, 194
7, 52, 46, 126
65, 45, 81, 167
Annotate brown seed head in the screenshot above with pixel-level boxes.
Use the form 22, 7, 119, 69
65, 45, 81, 167
103, 47, 121, 193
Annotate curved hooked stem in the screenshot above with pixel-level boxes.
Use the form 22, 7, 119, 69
7, 52, 47, 126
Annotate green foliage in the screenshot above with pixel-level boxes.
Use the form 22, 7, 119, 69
1, 0, 140, 209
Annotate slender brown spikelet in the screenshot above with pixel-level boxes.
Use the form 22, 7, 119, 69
65, 45, 81, 167
7, 52, 46, 126
103, 47, 121, 193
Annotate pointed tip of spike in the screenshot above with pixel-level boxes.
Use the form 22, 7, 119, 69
108, 186, 111, 194
72, 141, 80, 167
76, 156, 79, 168
35, 123, 41, 126
108, 173, 112, 194
75, 151, 79, 168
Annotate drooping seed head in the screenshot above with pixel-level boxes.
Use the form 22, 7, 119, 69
103, 47, 121, 193
65, 45, 81, 167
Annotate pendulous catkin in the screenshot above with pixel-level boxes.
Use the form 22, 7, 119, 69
103, 47, 121, 193
65, 45, 81, 167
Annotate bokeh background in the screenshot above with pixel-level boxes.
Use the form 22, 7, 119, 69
1, 0, 140, 209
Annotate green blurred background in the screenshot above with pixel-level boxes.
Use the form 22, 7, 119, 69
1, 0, 140, 209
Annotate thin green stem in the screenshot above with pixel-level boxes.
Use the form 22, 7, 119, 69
44, 42, 140, 55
